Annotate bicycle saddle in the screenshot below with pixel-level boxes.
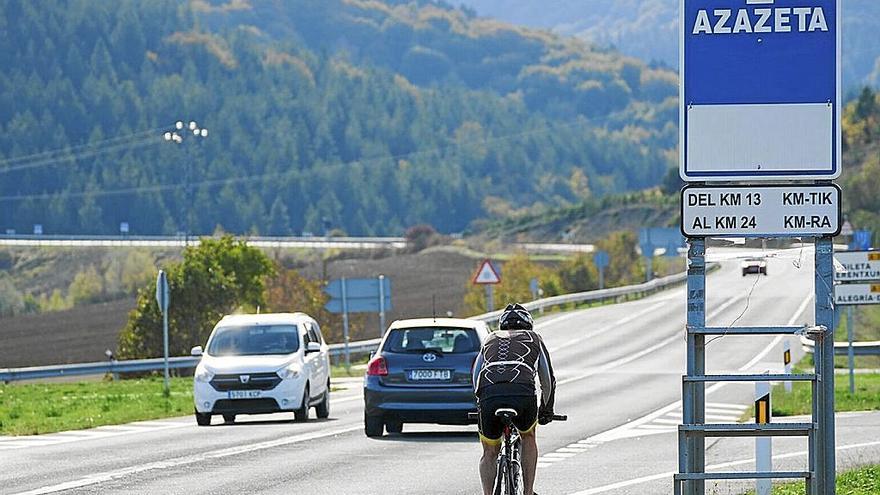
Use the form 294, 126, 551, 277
494, 408, 518, 419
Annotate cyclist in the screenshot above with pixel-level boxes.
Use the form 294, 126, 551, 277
472, 303, 557, 495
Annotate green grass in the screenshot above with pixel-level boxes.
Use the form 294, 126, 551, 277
0, 376, 193, 436
770, 369, 880, 417
741, 464, 880, 494
330, 356, 369, 378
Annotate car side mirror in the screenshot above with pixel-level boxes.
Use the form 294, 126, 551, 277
190, 346, 203, 357
306, 342, 321, 353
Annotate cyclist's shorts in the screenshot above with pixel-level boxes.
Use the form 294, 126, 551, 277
477, 394, 538, 444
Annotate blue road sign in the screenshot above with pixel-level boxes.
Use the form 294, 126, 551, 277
680, 0, 840, 181
324, 277, 392, 314
593, 250, 610, 269
639, 228, 685, 258
851, 230, 872, 251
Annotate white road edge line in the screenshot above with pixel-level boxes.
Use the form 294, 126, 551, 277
12, 424, 363, 495
548, 302, 668, 353
564, 440, 880, 495
557, 293, 745, 387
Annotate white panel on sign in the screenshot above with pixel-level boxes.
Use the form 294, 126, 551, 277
687, 103, 833, 174
833, 251, 880, 282
835, 284, 880, 305
681, 185, 840, 237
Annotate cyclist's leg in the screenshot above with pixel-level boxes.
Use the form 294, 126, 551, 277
520, 426, 538, 495
477, 396, 504, 495
480, 437, 502, 495
510, 396, 539, 495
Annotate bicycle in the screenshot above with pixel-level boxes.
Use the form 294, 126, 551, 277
470, 408, 567, 495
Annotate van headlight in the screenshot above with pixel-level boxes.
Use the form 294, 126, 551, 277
194, 365, 215, 383
278, 364, 302, 380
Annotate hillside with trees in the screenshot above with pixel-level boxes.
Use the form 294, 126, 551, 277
0, 0, 678, 237
456, 0, 880, 89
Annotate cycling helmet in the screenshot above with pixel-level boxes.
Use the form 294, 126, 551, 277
498, 303, 534, 331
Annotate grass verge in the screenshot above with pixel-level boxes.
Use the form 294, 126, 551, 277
0, 376, 193, 436
742, 464, 880, 494
770, 365, 880, 417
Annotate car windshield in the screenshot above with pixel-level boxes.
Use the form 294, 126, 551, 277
384, 327, 480, 354
207, 325, 300, 356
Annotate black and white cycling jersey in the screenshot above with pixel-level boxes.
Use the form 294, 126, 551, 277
472, 330, 555, 410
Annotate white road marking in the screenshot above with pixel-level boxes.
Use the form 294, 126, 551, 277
12, 424, 363, 495
548, 302, 667, 353
557, 292, 744, 387
542, 291, 813, 468
564, 439, 880, 495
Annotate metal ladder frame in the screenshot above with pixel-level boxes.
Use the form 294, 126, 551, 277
674, 237, 836, 494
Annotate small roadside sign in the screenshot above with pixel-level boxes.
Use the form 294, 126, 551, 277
835, 284, 880, 305
680, 0, 840, 181
681, 184, 841, 237
593, 250, 610, 269
155, 270, 169, 314
851, 230, 872, 250
473, 260, 501, 285
834, 251, 880, 282
155, 269, 171, 396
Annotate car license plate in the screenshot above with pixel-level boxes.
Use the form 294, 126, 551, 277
408, 369, 451, 381
227, 390, 261, 399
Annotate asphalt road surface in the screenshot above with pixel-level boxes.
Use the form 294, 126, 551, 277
3, 247, 879, 495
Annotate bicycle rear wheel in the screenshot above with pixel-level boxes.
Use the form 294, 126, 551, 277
493, 454, 506, 495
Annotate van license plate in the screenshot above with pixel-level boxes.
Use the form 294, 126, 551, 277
228, 390, 261, 399
409, 369, 451, 381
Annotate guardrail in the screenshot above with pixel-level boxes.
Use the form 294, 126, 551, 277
800, 337, 880, 356
0, 234, 408, 250
1, 269, 695, 382
1, 339, 384, 383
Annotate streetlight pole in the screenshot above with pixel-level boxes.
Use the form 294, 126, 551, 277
163, 120, 208, 245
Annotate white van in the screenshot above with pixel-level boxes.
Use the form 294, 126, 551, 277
191, 313, 331, 426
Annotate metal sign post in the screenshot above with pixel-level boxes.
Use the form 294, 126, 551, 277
378, 274, 386, 338
846, 306, 855, 394
677, 1, 841, 493
341, 278, 350, 369
593, 250, 610, 289
155, 270, 170, 397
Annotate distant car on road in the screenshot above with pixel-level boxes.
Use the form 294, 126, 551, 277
191, 312, 330, 426
741, 257, 768, 276
363, 317, 490, 437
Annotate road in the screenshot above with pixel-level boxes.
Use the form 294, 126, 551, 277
2, 247, 879, 495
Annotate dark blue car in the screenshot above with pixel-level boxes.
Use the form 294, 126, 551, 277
363, 318, 490, 437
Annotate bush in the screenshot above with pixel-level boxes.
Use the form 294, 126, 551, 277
0, 276, 25, 317
117, 236, 275, 359
68, 266, 104, 305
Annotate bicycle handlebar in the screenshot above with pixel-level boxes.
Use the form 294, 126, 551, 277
467, 412, 568, 422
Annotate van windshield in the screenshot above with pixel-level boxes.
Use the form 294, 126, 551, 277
207, 325, 300, 356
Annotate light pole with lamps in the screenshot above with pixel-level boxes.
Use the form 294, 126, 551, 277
163, 120, 208, 245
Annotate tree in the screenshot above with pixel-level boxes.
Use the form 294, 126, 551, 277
117, 236, 274, 359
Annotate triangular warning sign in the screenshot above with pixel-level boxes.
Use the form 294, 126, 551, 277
473, 259, 501, 285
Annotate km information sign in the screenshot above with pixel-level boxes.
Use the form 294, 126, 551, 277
680, 0, 840, 181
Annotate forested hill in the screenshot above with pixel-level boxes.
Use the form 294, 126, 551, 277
0, 0, 678, 237
456, 0, 880, 89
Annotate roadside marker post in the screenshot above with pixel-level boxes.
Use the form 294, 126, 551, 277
783, 341, 792, 393
155, 270, 170, 397
473, 260, 501, 313
676, 1, 840, 493
755, 381, 772, 495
